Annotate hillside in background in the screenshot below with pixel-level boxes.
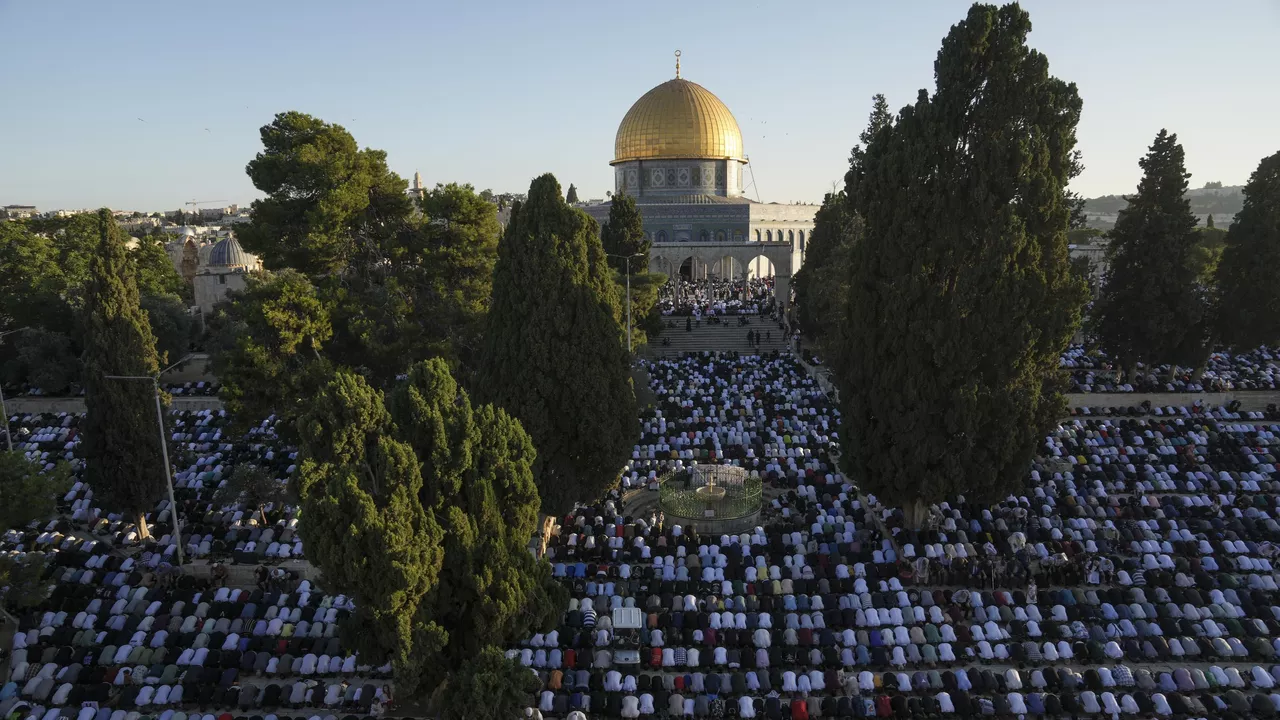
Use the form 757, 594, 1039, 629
1084, 184, 1243, 231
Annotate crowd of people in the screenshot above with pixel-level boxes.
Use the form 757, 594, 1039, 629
11, 344, 1280, 719
658, 279, 775, 318
1062, 344, 1280, 393
516, 350, 1280, 718
1, 409, 398, 720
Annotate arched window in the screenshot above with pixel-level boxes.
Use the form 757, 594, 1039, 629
656, 230, 667, 243
788, 230, 795, 245
799, 230, 806, 252
715, 230, 726, 242
766, 230, 772, 242
755, 230, 761, 242
699, 229, 709, 242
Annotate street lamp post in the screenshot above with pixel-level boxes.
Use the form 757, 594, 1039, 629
0, 328, 32, 453
608, 253, 645, 353
103, 354, 193, 566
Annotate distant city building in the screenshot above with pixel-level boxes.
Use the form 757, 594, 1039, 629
3, 205, 38, 219
410, 171, 425, 199
581, 55, 815, 310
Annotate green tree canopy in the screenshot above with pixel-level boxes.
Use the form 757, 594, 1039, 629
436, 647, 541, 720
600, 191, 662, 348
601, 193, 650, 275
1094, 130, 1209, 373
480, 174, 638, 514
1206, 213, 1216, 228
835, 2, 1086, 518
213, 463, 287, 525
793, 191, 859, 357
566, 183, 579, 204
140, 293, 193, 367
80, 209, 168, 537
296, 359, 562, 697
130, 236, 187, 300
239, 112, 414, 275
0, 452, 71, 530
210, 270, 334, 435
1215, 150, 1280, 350
215, 114, 501, 425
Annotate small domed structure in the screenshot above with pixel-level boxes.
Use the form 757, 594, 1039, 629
206, 236, 257, 269
194, 235, 260, 314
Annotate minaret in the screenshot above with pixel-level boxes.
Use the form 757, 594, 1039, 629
411, 171, 425, 199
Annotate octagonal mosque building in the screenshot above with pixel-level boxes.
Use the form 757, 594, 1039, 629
583, 56, 816, 310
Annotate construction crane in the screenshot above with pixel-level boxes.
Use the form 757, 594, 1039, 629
182, 199, 228, 224
184, 199, 227, 212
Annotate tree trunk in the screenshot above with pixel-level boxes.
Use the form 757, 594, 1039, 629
905, 498, 929, 531
136, 513, 151, 541
258, 504, 269, 527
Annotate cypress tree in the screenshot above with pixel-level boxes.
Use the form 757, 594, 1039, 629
1207, 213, 1216, 229
792, 191, 858, 356
565, 183, 579, 204
1215, 150, 1280, 350
1094, 130, 1208, 375
835, 3, 1087, 520
601, 192, 650, 274
80, 209, 168, 538
601, 191, 661, 347
296, 358, 562, 697
480, 174, 638, 514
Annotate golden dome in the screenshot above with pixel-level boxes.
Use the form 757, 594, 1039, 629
613, 78, 745, 165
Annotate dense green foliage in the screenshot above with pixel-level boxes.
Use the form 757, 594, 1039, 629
213, 463, 287, 525
834, 3, 1087, 514
0, 217, 187, 392
601, 192, 662, 348
437, 647, 541, 720
0, 553, 52, 610
1216, 150, 1280, 350
210, 270, 334, 435
215, 113, 500, 426
296, 359, 563, 697
480, 174, 638, 514
601, 193, 651, 274
1094, 130, 1209, 373
80, 209, 169, 534
239, 112, 415, 275
140, 293, 193, 367
792, 191, 857, 354
131, 235, 187, 300
566, 184, 579, 204
0, 452, 71, 530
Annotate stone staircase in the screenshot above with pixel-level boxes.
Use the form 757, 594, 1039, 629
645, 317, 790, 358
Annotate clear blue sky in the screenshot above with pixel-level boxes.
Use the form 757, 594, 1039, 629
2, 0, 1277, 211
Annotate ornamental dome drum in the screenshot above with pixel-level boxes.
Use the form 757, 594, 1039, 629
613, 78, 745, 165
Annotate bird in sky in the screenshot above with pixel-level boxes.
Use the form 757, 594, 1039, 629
137, 117, 146, 122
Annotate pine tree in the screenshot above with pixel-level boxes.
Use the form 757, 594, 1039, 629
296, 359, 562, 697
1215, 150, 1280, 350
480, 174, 638, 514
1207, 213, 1216, 229
80, 209, 168, 538
835, 3, 1087, 520
565, 183, 579, 204
1094, 130, 1208, 375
